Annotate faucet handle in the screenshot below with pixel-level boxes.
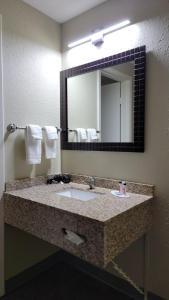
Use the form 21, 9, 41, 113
86, 176, 95, 182
86, 176, 95, 189
90, 176, 95, 183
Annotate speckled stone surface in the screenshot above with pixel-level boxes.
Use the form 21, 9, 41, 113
4, 181, 153, 268
5, 174, 154, 196
70, 174, 154, 196
5, 176, 47, 191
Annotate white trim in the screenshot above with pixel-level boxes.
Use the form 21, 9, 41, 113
96, 70, 101, 141
0, 14, 5, 297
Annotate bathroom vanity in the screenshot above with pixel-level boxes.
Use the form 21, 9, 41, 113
4, 176, 153, 268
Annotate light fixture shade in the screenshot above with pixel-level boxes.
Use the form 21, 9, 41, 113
91, 32, 104, 46
68, 19, 131, 48
102, 20, 130, 35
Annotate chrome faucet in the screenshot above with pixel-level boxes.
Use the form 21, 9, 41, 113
86, 176, 95, 190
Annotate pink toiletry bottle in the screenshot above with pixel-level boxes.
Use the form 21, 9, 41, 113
122, 181, 127, 195
119, 181, 123, 194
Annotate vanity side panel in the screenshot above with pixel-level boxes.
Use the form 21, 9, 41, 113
77, 216, 104, 267
4, 194, 67, 249
4, 194, 105, 267
104, 200, 153, 266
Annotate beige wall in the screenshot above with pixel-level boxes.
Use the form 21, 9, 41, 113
0, 0, 61, 283
5, 225, 57, 280
61, 1, 169, 299
1, 0, 61, 181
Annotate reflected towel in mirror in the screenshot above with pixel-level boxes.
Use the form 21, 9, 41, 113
76, 128, 87, 142
87, 128, 98, 142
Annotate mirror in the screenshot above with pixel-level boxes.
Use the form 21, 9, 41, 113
61, 46, 145, 152
67, 62, 134, 143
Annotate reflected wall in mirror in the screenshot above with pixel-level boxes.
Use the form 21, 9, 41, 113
67, 62, 134, 143
61, 46, 146, 152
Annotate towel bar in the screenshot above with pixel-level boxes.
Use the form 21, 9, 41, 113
7, 124, 100, 134
69, 129, 100, 133
7, 123, 62, 134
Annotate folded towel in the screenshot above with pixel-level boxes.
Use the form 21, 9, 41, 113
64, 229, 85, 246
87, 128, 98, 142
44, 126, 58, 159
76, 128, 87, 142
25, 125, 42, 164
43, 126, 58, 140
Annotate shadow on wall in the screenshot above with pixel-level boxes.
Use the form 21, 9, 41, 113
3, 0, 60, 52
4, 132, 52, 179
5, 225, 58, 280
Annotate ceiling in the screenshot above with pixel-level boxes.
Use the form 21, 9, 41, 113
21, 0, 108, 23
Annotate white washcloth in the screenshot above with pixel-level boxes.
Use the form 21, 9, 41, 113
87, 128, 98, 142
76, 128, 87, 142
44, 126, 58, 159
25, 125, 42, 164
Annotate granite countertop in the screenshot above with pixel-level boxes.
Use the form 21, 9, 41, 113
4, 178, 153, 266
5, 182, 153, 224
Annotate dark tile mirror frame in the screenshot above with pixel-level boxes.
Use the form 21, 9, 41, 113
60, 45, 146, 152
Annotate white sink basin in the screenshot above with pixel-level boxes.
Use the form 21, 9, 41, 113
56, 188, 97, 201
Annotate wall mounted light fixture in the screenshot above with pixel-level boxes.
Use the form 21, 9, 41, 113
68, 20, 131, 48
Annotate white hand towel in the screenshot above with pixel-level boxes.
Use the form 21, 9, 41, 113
44, 126, 58, 159
44, 126, 58, 140
25, 125, 42, 164
76, 128, 87, 142
87, 128, 98, 142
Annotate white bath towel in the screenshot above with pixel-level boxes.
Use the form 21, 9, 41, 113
25, 125, 42, 164
86, 128, 98, 142
76, 128, 87, 142
44, 126, 58, 159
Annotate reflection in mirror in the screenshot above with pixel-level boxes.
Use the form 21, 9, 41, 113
67, 62, 134, 143
61, 46, 146, 152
